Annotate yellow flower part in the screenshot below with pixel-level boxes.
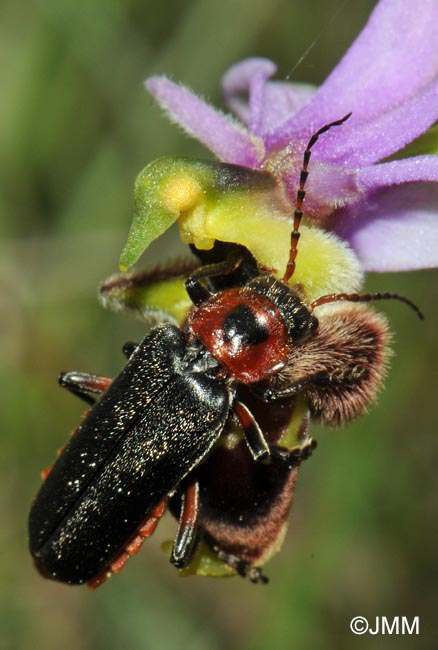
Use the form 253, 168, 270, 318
120, 157, 363, 300
160, 173, 204, 214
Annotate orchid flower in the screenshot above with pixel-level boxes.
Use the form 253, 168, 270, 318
120, 0, 438, 290
105, 0, 437, 581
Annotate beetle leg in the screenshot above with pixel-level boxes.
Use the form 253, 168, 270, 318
252, 370, 338, 402
170, 479, 201, 569
255, 365, 369, 402
234, 401, 270, 461
58, 371, 112, 404
122, 341, 140, 359
204, 534, 269, 584
235, 400, 316, 466
185, 249, 253, 306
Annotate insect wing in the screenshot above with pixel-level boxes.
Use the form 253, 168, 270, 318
29, 325, 185, 549
29, 325, 230, 583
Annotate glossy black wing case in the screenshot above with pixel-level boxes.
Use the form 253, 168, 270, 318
29, 324, 230, 584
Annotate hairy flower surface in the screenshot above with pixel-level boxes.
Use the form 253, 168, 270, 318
143, 0, 438, 273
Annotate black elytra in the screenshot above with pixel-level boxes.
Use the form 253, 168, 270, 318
29, 326, 231, 584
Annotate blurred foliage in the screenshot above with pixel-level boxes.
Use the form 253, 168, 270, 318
1, 0, 437, 649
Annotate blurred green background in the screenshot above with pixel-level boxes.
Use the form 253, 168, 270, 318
1, 0, 437, 648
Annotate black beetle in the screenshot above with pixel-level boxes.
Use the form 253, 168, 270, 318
29, 241, 320, 587
29, 116, 422, 587
29, 324, 230, 586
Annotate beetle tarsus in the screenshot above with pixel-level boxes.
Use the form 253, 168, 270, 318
58, 371, 112, 404
202, 532, 268, 584
216, 548, 268, 584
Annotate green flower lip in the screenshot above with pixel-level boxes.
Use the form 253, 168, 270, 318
119, 157, 277, 271
120, 155, 363, 301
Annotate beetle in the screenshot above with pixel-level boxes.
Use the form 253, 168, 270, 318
28, 243, 318, 587
29, 115, 423, 587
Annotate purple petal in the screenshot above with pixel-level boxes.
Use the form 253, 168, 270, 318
257, 81, 316, 137
222, 58, 316, 136
281, 160, 362, 219
333, 183, 438, 271
314, 79, 438, 166
222, 58, 277, 129
145, 76, 263, 167
358, 156, 438, 189
265, 0, 438, 154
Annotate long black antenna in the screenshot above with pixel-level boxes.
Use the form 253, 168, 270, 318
283, 112, 352, 283
311, 291, 424, 320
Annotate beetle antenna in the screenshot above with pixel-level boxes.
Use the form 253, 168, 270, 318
283, 112, 352, 283
310, 292, 424, 320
